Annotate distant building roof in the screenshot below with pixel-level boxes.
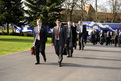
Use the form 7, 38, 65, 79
85, 4, 95, 14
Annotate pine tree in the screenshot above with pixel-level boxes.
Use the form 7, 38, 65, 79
0, 0, 24, 33
41, 0, 64, 28
24, 0, 47, 27
24, 0, 64, 28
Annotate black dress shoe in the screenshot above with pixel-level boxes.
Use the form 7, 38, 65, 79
44, 58, 46, 62
67, 56, 71, 58
58, 62, 62, 67
70, 55, 73, 57
35, 63, 40, 65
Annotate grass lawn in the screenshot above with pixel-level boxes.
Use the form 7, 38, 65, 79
0, 35, 52, 56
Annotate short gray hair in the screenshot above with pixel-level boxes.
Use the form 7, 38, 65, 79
68, 21, 71, 25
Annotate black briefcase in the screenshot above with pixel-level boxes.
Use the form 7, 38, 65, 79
62, 47, 67, 55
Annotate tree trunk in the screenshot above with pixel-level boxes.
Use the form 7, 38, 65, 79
95, 0, 97, 22
69, 9, 73, 21
11, 23, 14, 33
7, 23, 9, 34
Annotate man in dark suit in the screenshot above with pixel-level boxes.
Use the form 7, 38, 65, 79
106, 30, 111, 46
91, 29, 96, 45
84, 30, 88, 44
94, 30, 99, 44
67, 21, 73, 57
77, 20, 86, 50
33, 19, 47, 65
72, 22, 77, 49
99, 30, 105, 45
52, 19, 67, 67
114, 29, 119, 47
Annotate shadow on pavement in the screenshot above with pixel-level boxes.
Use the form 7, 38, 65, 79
84, 49, 121, 54
73, 57, 121, 61
63, 63, 121, 70
39, 62, 121, 70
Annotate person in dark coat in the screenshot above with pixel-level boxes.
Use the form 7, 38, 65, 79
33, 19, 47, 65
113, 29, 119, 47
118, 30, 121, 47
83, 29, 88, 44
94, 30, 99, 44
105, 30, 111, 46
72, 22, 77, 49
99, 30, 105, 45
77, 20, 86, 50
90, 29, 96, 45
110, 32, 114, 45
52, 19, 67, 67
66, 21, 73, 57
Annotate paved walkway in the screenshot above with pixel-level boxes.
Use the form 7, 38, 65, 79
0, 44, 121, 81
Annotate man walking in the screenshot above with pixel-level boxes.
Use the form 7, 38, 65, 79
91, 29, 96, 45
67, 21, 73, 57
77, 20, 86, 50
33, 19, 47, 65
72, 22, 77, 49
114, 29, 119, 47
52, 19, 67, 67
106, 31, 111, 46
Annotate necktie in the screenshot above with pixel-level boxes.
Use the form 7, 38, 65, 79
56, 27, 59, 39
38, 28, 40, 40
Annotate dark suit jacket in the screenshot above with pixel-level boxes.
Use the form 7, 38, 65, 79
72, 25, 77, 36
66, 26, 73, 43
106, 32, 111, 38
91, 31, 96, 39
67, 26, 73, 48
52, 25, 67, 47
33, 26, 47, 46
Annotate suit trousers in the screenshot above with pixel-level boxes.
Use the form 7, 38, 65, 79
115, 37, 118, 46
35, 40, 46, 63
67, 38, 73, 57
106, 37, 110, 45
79, 34, 84, 50
54, 40, 63, 63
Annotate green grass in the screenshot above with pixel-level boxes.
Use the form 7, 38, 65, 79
0, 35, 52, 56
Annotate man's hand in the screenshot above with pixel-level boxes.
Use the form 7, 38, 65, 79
52, 43, 54, 46
77, 31, 80, 34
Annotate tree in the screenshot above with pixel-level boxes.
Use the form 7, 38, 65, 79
40, 0, 64, 28
24, 0, 64, 28
62, 0, 92, 21
107, 0, 121, 23
62, 0, 78, 21
0, 0, 24, 33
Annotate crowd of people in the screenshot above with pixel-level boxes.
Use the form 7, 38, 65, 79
33, 19, 121, 67
33, 19, 88, 67
90, 29, 121, 47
